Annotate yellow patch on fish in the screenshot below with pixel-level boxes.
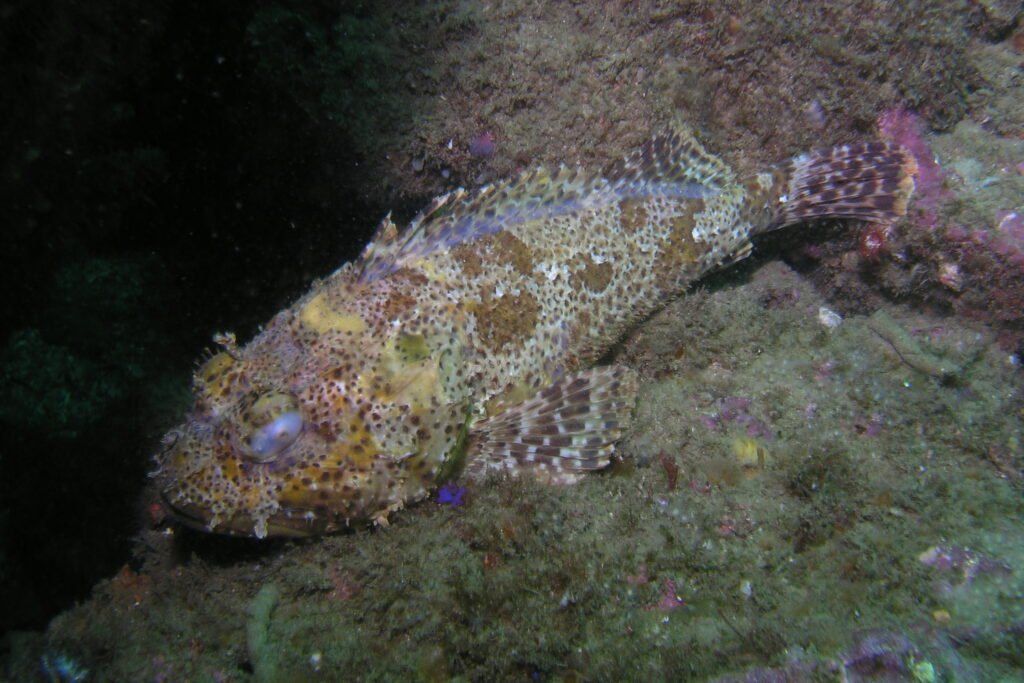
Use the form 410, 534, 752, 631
300, 292, 366, 334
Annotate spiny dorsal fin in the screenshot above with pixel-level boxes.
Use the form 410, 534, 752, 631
356, 128, 727, 283
463, 365, 638, 484
357, 190, 468, 283
603, 124, 734, 192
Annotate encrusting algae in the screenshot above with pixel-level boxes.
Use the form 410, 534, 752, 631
154, 126, 916, 538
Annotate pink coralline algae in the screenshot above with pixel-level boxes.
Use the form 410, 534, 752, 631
708, 630, 923, 682
813, 359, 838, 383
853, 413, 884, 438
858, 224, 889, 261
995, 211, 1024, 267
919, 544, 1011, 584
647, 578, 686, 611
469, 131, 496, 158
841, 631, 921, 681
997, 210, 1024, 241
624, 565, 650, 586
877, 108, 952, 217
701, 396, 774, 440
945, 211, 1024, 271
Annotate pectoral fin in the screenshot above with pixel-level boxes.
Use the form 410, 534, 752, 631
465, 365, 638, 484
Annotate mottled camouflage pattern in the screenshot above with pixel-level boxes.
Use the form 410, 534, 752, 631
155, 130, 916, 537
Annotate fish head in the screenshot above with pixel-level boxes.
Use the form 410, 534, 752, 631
155, 272, 470, 538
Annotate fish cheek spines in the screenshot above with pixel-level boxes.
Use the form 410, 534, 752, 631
191, 350, 250, 419
155, 352, 254, 527
158, 332, 323, 535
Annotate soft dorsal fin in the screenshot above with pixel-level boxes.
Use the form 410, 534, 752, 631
602, 124, 734, 192
356, 167, 603, 283
356, 127, 727, 283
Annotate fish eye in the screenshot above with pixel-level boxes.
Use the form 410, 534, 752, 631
241, 393, 303, 461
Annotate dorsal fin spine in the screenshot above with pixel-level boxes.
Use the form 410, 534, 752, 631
356, 128, 729, 283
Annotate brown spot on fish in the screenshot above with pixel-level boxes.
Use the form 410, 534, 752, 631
618, 198, 648, 233
452, 232, 533, 280
654, 204, 701, 278
571, 254, 613, 293
452, 243, 483, 278
577, 309, 592, 331
382, 270, 428, 320
489, 231, 535, 275
473, 291, 540, 352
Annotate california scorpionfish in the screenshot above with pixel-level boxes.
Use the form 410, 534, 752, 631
155, 127, 916, 538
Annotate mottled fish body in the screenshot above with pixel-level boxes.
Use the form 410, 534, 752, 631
156, 130, 916, 537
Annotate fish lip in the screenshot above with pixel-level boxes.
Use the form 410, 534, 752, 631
160, 492, 332, 538
159, 492, 217, 534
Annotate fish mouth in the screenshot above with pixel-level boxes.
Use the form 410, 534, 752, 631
160, 493, 337, 538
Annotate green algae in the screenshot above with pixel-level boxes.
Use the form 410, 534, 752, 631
0, 256, 173, 437
246, 584, 281, 683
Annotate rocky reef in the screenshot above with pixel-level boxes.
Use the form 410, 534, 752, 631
2, 0, 1022, 680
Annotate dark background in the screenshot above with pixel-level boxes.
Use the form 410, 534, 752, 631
0, 0, 390, 633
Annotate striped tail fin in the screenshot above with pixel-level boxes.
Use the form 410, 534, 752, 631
767, 141, 918, 230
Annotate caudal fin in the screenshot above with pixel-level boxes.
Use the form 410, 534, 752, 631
772, 141, 917, 228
